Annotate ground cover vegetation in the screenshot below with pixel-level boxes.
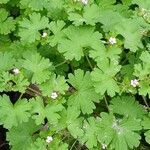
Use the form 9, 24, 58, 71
0, 0, 150, 150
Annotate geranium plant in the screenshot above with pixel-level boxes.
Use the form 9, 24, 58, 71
0, 0, 150, 150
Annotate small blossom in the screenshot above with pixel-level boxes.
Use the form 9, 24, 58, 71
50, 91, 58, 99
42, 32, 48, 38
109, 37, 117, 45
46, 136, 53, 143
81, 0, 88, 5
12, 68, 20, 75
130, 79, 139, 87
102, 143, 107, 149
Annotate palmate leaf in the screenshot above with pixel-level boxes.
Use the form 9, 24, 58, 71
18, 13, 49, 43
0, 95, 31, 129
22, 52, 52, 84
48, 137, 68, 150
48, 20, 66, 47
132, 0, 150, 14
0, 0, 9, 4
7, 119, 41, 150
68, 69, 100, 114
142, 113, 150, 144
39, 74, 69, 97
91, 59, 121, 97
97, 112, 142, 150
30, 97, 64, 125
28, 138, 46, 150
58, 26, 102, 61
80, 117, 98, 149
0, 52, 15, 71
90, 44, 122, 63
20, 0, 50, 11
0, 71, 29, 93
0, 9, 15, 35
68, 4, 100, 26
109, 95, 146, 119
52, 106, 84, 138
134, 51, 150, 98
114, 18, 143, 52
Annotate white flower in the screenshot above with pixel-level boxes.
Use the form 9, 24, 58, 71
12, 68, 20, 75
81, 0, 88, 5
102, 143, 107, 149
130, 79, 139, 87
46, 136, 53, 143
109, 37, 117, 45
42, 32, 48, 38
50, 92, 58, 99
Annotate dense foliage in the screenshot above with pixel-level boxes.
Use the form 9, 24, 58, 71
0, 0, 150, 149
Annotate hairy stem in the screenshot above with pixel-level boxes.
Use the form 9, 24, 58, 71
85, 55, 93, 70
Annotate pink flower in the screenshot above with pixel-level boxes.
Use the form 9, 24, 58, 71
130, 79, 139, 87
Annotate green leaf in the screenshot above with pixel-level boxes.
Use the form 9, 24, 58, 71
39, 74, 68, 96
134, 51, 150, 97
90, 44, 121, 63
0, 95, 31, 129
7, 119, 41, 150
0, 9, 15, 35
68, 4, 100, 26
48, 137, 68, 150
22, 52, 52, 84
142, 113, 150, 144
66, 107, 84, 138
20, 0, 50, 11
114, 19, 143, 52
68, 69, 100, 114
80, 117, 98, 149
0, 52, 15, 71
30, 97, 64, 125
58, 26, 102, 61
28, 138, 46, 150
18, 13, 49, 43
48, 20, 66, 47
109, 95, 146, 118
132, 0, 150, 13
91, 59, 121, 97
97, 112, 142, 150
0, 0, 9, 4
98, 10, 123, 32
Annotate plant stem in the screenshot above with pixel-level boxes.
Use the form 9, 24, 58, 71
70, 140, 77, 150
142, 96, 149, 109
18, 92, 24, 100
104, 96, 109, 111
27, 87, 42, 96
55, 60, 67, 68
85, 55, 93, 70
